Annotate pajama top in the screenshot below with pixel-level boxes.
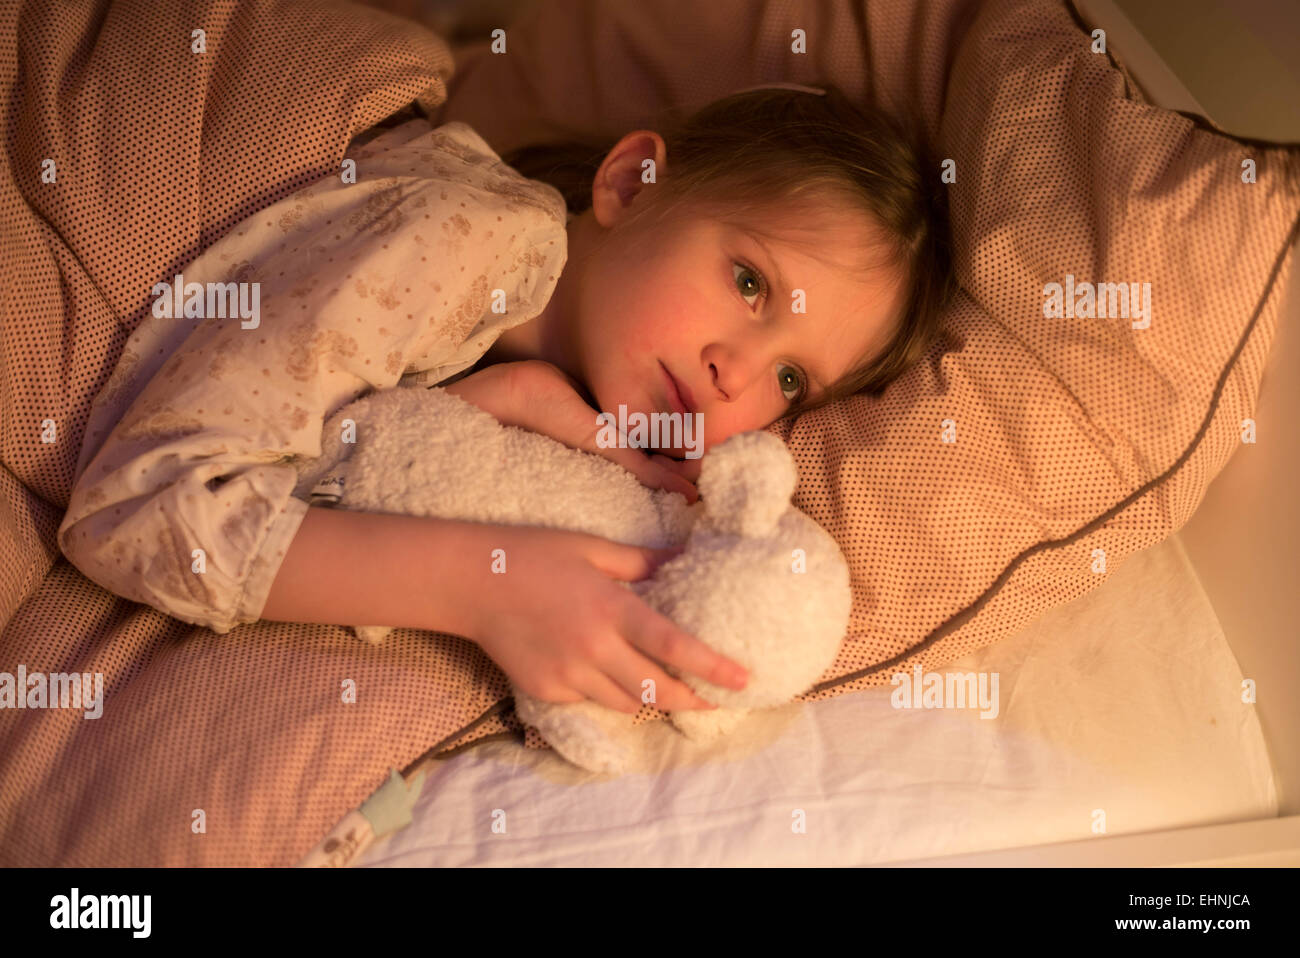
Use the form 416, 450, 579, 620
56, 119, 569, 634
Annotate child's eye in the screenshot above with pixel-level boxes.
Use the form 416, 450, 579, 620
730, 261, 801, 402
732, 261, 767, 308
777, 363, 806, 403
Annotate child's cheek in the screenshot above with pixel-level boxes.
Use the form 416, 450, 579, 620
628, 280, 706, 352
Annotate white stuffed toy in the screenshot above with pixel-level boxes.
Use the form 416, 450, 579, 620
290, 385, 852, 774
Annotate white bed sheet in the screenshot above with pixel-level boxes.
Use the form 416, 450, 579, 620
356, 532, 1278, 866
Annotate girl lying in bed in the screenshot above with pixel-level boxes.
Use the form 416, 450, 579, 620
61, 84, 954, 719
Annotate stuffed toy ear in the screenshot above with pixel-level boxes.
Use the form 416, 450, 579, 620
696, 432, 799, 537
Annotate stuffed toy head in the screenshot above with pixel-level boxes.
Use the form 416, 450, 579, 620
291, 385, 852, 774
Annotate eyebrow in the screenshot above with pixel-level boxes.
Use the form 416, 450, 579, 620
745, 229, 832, 396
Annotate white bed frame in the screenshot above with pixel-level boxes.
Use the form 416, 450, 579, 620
893, 0, 1300, 867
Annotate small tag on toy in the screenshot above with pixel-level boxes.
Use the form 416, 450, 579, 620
309, 462, 350, 506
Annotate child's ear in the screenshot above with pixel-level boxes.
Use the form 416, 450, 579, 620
589, 130, 667, 226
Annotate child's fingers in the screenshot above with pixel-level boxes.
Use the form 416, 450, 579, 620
575, 669, 645, 715
618, 594, 750, 693
651, 453, 703, 484
602, 649, 718, 712
593, 445, 698, 502
582, 537, 683, 583
651, 465, 698, 502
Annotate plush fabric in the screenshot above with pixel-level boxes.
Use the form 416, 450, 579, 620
290, 385, 852, 775
436, 0, 1300, 694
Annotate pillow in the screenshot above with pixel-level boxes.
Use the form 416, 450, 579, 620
436, 0, 1300, 708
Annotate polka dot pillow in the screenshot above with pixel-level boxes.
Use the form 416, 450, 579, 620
436, 0, 1300, 696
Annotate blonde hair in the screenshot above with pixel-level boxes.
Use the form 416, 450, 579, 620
503, 84, 958, 420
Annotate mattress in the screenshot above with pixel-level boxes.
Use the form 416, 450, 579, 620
353, 531, 1278, 866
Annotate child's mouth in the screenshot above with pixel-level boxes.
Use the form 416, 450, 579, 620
659, 361, 692, 416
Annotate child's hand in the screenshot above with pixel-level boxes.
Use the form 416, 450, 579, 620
444, 360, 699, 503
650, 452, 703, 485
463, 524, 750, 713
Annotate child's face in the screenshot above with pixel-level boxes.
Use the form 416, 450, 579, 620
547, 131, 906, 459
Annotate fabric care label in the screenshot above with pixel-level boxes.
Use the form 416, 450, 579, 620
309, 461, 351, 506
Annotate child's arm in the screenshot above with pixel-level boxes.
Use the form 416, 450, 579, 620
262, 360, 696, 632
261, 505, 747, 713
260, 507, 484, 635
